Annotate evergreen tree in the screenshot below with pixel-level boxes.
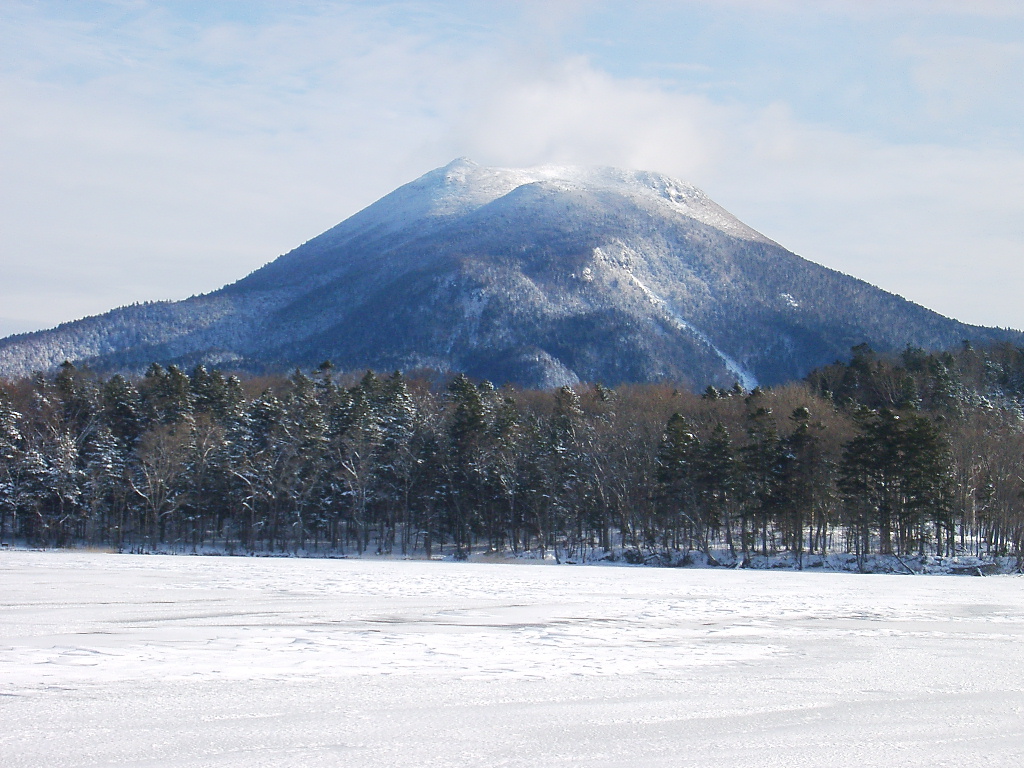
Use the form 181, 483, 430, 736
0, 390, 23, 543
548, 386, 591, 561
840, 408, 953, 557
740, 401, 785, 557
656, 413, 701, 551
697, 423, 736, 560
80, 424, 126, 546
0, 345, 1014, 562
102, 374, 145, 446
141, 364, 193, 425
444, 374, 489, 556
777, 406, 829, 563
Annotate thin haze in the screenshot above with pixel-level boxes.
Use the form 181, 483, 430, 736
1, 0, 1022, 336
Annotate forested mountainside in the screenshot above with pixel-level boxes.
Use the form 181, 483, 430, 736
1, 159, 1019, 388
2, 342, 1023, 565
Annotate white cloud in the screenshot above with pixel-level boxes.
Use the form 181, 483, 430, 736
1, 0, 1022, 336
896, 34, 1024, 126
675, 0, 1024, 18
445, 57, 1024, 328
451, 58, 720, 174
707, 111, 1024, 329
0, 2, 478, 326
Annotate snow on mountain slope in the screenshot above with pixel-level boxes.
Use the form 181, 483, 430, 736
306, 158, 773, 255
620, 266, 760, 390
0, 159, 1019, 386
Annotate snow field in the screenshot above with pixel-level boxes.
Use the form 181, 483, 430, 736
2, 552, 1024, 766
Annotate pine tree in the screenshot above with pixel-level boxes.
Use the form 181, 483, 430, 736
329, 374, 386, 554
81, 424, 126, 545
777, 406, 826, 563
656, 413, 701, 552
697, 422, 736, 560
373, 372, 418, 553
0, 390, 23, 543
141, 364, 193, 425
899, 412, 954, 555
838, 407, 951, 558
740, 402, 785, 557
548, 386, 592, 561
45, 431, 86, 546
102, 374, 145, 446
444, 374, 489, 557
485, 392, 523, 553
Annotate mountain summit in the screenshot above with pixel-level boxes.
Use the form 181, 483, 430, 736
1, 158, 1018, 387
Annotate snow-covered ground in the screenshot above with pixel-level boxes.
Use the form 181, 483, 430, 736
2, 552, 1024, 766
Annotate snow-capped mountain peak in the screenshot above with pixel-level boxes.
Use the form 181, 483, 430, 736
0, 159, 1018, 386
334, 159, 771, 246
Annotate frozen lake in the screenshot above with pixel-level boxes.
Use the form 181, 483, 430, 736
2, 552, 1023, 767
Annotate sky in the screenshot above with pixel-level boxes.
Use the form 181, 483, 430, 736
2, 0, 1023, 337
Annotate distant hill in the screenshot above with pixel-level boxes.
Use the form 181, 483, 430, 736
1, 158, 1019, 388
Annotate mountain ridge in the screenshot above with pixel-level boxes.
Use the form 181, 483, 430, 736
1, 158, 1019, 387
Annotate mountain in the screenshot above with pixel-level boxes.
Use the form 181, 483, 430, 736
1, 158, 1019, 389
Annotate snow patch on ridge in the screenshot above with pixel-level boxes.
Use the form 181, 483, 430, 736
780, 293, 800, 308
618, 264, 759, 390
343, 158, 772, 244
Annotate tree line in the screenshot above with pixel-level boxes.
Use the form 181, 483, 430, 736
1, 342, 1023, 564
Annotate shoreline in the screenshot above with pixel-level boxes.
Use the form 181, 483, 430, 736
2, 542, 1019, 576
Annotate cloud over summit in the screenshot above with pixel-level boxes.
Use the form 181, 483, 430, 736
1, 0, 1022, 336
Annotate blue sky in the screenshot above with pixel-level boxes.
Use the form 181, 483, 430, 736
2, 0, 1023, 336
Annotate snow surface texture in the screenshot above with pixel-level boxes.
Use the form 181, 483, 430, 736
3, 552, 1024, 767
341, 157, 774, 245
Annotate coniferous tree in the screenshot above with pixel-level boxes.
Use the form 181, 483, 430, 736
81, 424, 126, 545
549, 385, 591, 560
777, 406, 830, 563
740, 400, 785, 557
656, 413, 701, 552
697, 422, 736, 560
102, 374, 144, 447
0, 390, 23, 543
444, 374, 488, 556
0, 343, 1019, 563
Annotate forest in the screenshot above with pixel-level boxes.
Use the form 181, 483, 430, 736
1, 342, 1023, 566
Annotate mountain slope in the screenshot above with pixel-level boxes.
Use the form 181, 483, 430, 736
1, 158, 1019, 388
